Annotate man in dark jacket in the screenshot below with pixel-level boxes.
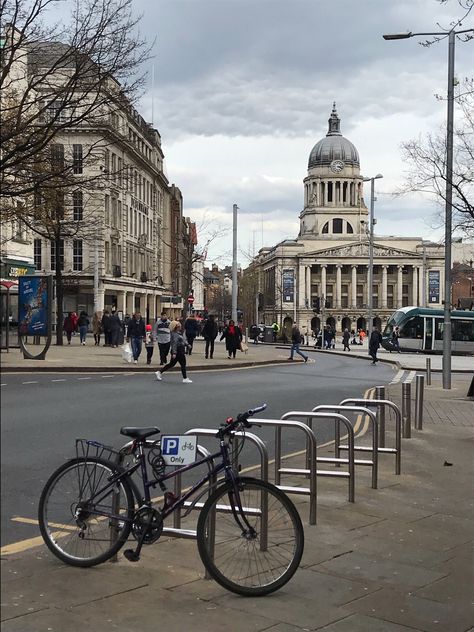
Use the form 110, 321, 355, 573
184, 313, 199, 355
126, 311, 146, 363
368, 326, 383, 364
101, 310, 112, 347
110, 309, 122, 348
201, 314, 218, 359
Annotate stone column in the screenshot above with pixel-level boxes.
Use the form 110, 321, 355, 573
381, 265, 388, 309
351, 265, 357, 308
306, 265, 311, 306
117, 291, 127, 314
298, 263, 306, 308
397, 266, 404, 307
412, 266, 418, 306
321, 264, 327, 299
336, 264, 342, 309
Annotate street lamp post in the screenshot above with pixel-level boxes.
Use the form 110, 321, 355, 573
383, 27, 474, 389
363, 174, 383, 342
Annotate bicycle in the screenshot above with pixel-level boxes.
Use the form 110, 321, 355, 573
38, 404, 304, 596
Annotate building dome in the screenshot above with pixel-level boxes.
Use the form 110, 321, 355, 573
308, 104, 360, 169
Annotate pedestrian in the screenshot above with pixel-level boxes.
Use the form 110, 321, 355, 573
110, 309, 122, 348
63, 312, 76, 345
77, 311, 89, 345
71, 311, 78, 336
92, 311, 102, 346
324, 327, 333, 349
271, 321, 279, 342
184, 312, 199, 355
391, 325, 401, 353
155, 321, 192, 383
202, 314, 218, 359
342, 328, 351, 351
126, 311, 145, 364
153, 311, 171, 366
145, 324, 154, 365
287, 324, 309, 362
359, 329, 366, 346
220, 319, 242, 359
368, 326, 383, 364
249, 324, 259, 344
101, 310, 112, 346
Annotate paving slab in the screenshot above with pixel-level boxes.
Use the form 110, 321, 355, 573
317, 613, 421, 632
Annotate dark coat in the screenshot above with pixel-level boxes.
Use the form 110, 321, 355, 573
184, 317, 199, 338
63, 316, 76, 333
369, 330, 383, 351
101, 313, 112, 333
220, 325, 242, 352
127, 317, 145, 338
77, 313, 89, 327
110, 313, 122, 332
201, 318, 218, 340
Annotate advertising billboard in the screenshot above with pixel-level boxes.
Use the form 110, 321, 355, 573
428, 270, 440, 304
18, 276, 50, 336
282, 269, 295, 303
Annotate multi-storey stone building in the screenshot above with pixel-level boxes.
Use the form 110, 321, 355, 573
247, 105, 447, 337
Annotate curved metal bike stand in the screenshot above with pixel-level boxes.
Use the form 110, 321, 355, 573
339, 398, 402, 475
310, 406, 378, 490
280, 411, 357, 502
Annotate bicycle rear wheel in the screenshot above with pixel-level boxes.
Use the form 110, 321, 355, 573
38, 457, 134, 567
197, 477, 304, 596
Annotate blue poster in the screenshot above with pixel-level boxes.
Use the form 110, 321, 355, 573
282, 269, 294, 303
428, 270, 440, 304
18, 276, 49, 335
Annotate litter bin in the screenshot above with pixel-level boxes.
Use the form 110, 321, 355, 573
264, 327, 274, 343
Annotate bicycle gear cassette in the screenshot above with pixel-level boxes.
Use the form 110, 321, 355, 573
131, 507, 163, 544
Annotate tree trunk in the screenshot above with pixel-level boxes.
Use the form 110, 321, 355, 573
54, 234, 64, 346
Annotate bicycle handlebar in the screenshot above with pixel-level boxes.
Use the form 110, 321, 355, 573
216, 403, 267, 437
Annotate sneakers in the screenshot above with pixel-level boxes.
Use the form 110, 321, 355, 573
155, 371, 163, 381
286, 358, 294, 361
182, 378, 193, 384
304, 356, 308, 363
133, 359, 138, 364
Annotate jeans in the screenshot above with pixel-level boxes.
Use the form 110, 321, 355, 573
289, 343, 308, 361
205, 338, 215, 358
130, 337, 142, 361
79, 325, 87, 343
158, 341, 170, 364
186, 335, 195, 354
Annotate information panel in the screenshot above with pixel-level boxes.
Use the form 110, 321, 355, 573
282, 269, 295, 303
428, 270, 440, 304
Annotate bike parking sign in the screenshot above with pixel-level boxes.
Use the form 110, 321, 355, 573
161, 435, 197, 465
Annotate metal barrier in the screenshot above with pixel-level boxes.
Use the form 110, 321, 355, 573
415, 374, 425, 430
247, 418, 318, 524
280, 411, 356, 501
375, 386, 386, 447
339, 398, 402, 475
402, 383, 412, 439
426, 358, 432, 386
309, 406, 379, 490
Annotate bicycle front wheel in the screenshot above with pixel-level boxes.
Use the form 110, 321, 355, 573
38, 457, 134, 567
197, 477, 304, 596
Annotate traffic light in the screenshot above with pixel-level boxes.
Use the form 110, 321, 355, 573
312, 297, 320, 313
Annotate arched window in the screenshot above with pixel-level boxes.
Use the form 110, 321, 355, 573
346, 222, 353, 234
333, 218, 343, 233
322, 222, 329, 234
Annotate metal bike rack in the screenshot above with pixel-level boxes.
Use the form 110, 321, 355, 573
426, 358, 432, 386
248, 418, 318, 525
415, 374, 425, 430
375, 386, 386, 447
309, 406, 379, 490
401, 383, 412, 439
280, 411, 356, 501
339, 398, 402, 475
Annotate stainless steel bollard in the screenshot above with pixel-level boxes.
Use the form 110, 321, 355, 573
415, 374, 425, 430
402, 382, 411, 438
426, 358, 431, 386
375, 386, 386, 448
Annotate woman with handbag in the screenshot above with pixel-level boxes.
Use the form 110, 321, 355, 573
220, 319, 242, 359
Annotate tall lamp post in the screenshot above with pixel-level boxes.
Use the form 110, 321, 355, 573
363, 174, 383, 342
383, 26, 474, 390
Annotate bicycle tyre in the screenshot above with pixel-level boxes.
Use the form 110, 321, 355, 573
196, 477, 304, 596
38, 457, 134, 567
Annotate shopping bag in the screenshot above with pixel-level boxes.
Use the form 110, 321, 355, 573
121, 342, 133, 363
240, 342, 249, 354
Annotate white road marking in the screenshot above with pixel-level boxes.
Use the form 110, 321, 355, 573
51, 379, 67, 382
101, 375, 115, 379
77, 377, 91, 380
22, 381, 38, 384
1, 383, 7, 386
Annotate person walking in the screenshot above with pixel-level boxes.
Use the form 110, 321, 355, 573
153, 312, 171, 365
145, 324, 154, 365
155, 321, 192, 383
271, 321, 279, 342
91, 311, 102, 346
342, 328, 351, 352
63, 312, 76, 345
101, 310, 112, 347
202, 314, 218, 359
368, 326, 383, 364
110, 309, 122, 348
184, 312, 199, 355
77, 311, 89, 345
391, 325, 401, 353
220, 319, 242, 359
249, 324, 259, 344
287, 324, 309, 362
126, 311, 145, 364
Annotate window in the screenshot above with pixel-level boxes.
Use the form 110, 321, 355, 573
72, 190, 83, 221
50, 240, 64, 270
73, 239, 83, 271
346, 222, 354, 234
105, 195, 110, 225
333, 218, 343, 233
322, 222, 329, 234
41, 100, 67, 123
72, 144, 83, 174
50, 144, 64, 169
111, 197, 117, 227
452, 319, 474, 342
34, 239, 42, 270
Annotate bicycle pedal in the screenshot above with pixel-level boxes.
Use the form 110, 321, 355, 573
123, 549, 140, 562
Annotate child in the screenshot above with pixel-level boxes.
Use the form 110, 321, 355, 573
145, 324, 154, 365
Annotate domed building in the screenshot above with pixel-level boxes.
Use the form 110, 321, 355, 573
248, 105, 446, 339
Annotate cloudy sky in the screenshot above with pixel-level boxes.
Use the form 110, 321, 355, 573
131, 0, 472, 265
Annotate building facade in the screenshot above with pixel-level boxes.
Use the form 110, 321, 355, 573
247, 105, 447, 338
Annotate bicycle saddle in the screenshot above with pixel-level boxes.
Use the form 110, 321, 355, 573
120, 427, 160, 439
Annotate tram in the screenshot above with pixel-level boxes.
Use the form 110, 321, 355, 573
382, 306, 474, 355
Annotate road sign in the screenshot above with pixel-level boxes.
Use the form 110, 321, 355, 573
187, 295, 194, 304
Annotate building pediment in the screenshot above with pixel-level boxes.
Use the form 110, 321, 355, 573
303, 242, 421, 259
